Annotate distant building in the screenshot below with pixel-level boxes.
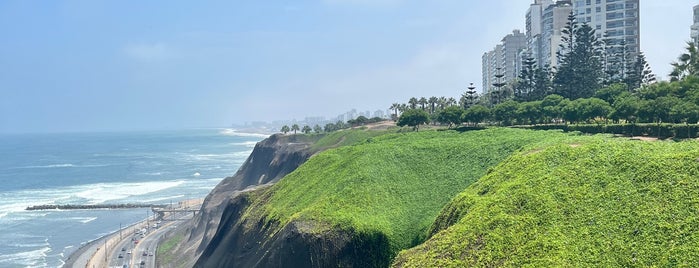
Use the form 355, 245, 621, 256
526, 0, 555, 68
520, 0, 640, 68
572, 0, 640, 56
540, 1, 573, 68
692, 5, 699, 46
482, 30, 527, 94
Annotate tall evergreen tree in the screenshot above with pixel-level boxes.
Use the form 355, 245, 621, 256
626, 52, 655, 90
553, 12, 603, 100
515, 56, 537, 102
532, 65, 553, 100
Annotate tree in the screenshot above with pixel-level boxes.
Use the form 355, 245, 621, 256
532, 65, 553, 101
627, 52, 655, 89
428, 96, 439, 114
515, 56, 537, 102
670, 42, 699, 81
610, 95, 641, 123
492, 100, 519, 126
324, 123, 336, 133
291, 124, 300, 134
408, 97, 419, 109
541, 94, 566, 123
313, 124, 323, 134
280, 125, 290, 134
436, 106, 464, 128
579, 98, 613, 123
553, 13, 603, 99
593, 83, 629, 104
397, 109, 430, 131
418, 97, 428, 110
515, 101, 543, 125
463, 105, 490, 125
301, 125, 312, 134
390, 103, 400, 120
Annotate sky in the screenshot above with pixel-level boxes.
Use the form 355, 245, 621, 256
0, 0, 695, 133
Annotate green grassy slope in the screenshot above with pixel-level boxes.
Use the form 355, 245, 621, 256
393, 138, 699, 267
249, 128, 581, 258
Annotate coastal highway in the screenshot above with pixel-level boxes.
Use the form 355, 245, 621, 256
64, 201, 201, 268
109, 213, 189, 268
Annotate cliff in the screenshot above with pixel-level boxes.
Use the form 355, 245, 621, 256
189, 128, 571, 267
161, 134, 317, 268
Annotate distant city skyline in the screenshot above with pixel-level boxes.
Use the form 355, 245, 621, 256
0, 1, 696, 133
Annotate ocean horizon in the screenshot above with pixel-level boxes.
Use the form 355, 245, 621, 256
0, 129, 264, 267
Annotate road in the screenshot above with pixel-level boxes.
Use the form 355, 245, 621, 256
64, 202, 199, 268
106, 212, 191, 268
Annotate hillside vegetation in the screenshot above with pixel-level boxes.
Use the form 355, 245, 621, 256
393, 137, 699, 267
245, 128, 584, 262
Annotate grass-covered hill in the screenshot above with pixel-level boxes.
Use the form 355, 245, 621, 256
199, 128, 586, 266
393, 137, 699, 267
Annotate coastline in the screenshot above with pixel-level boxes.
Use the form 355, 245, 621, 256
62, 199, 203, 268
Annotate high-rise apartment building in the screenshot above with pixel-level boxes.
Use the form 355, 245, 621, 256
540, 1, 574, 68
526, 0, 555, 68
482, 0, 640, 93
572, 0, 640, 55
521, 0, 640, 67
692, 5, 699, 46
482, 30, 527, 94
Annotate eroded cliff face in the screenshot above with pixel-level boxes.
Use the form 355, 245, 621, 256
162, 134, 316, 268
193, 191, 391, 268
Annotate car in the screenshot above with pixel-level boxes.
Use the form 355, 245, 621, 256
142, 251, 148, 256
127, 250, 132, 255
140, 260, 146, 266
121, 247, 126, 251
118, 254, 123, 258
134, 240, 139, 244
148, 252, 153, 256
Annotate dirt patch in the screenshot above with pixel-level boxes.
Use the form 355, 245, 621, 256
629, 136, 659, 142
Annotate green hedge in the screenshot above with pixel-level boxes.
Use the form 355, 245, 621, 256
519, 123, 699, 139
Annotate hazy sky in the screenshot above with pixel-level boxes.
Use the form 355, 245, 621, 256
0, 1, 695, 133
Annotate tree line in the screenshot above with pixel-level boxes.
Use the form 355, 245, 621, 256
280, 116, 385, 135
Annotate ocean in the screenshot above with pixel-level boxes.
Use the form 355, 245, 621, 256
0, 129, 265, 267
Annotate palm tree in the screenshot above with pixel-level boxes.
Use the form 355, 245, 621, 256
670, 42, 699, 81
418, 97, 428, 110
281, 125, 290, 134
408, 97, 418, 109
301, 125, 312, 134
399, 103, 408, 114
428, 96, 438, 114
291, 124, 300, 134
447, 97, 457, 107
438, 96, 448, 110
389, 103, 400, 119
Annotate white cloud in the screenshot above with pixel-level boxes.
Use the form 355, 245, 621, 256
122, 43, 175, 62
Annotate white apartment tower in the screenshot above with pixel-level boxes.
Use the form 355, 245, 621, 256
521, 0, 640, 67
482, 0, 640, 93
572, 0, 640, 56
541, 1, 574, 68
525, 0, 554, 67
